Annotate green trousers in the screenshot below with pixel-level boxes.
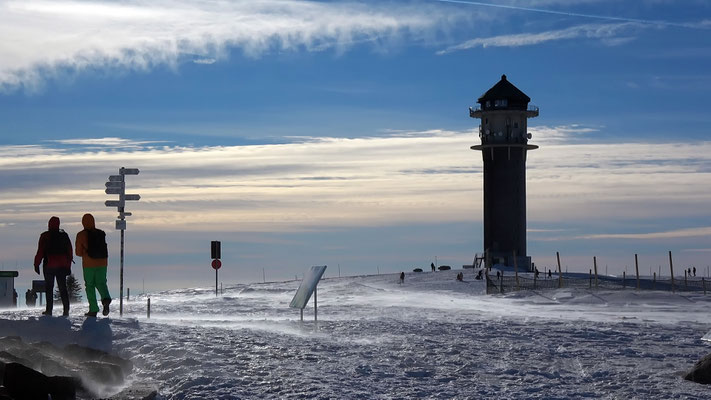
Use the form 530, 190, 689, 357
83, 266, 111, 313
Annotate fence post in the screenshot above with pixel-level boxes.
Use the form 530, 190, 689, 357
589, 269, 592, 288
147, 297, 151, 319
635, 254, 640, 290
556, 251, 563, 289
499, 271, 503, 294
703, 278, 706, 295
513, 250, 520, 291
593, 256, 599, 289
623, 271, 626, 289
669, 251, 675, 293
653, 272, 656, 290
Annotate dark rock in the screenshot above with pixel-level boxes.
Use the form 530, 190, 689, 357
438, 265, 451, 271
685, 352, 711, 384
3, 362, 49, 399
108, 382, 159, 400
48, 375, 77, 400
413, 268, 423, 272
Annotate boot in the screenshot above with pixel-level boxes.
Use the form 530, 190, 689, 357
101, 298, 111, 316
85, 311, 97, 317
62, 307, 69, 317
41, 310, 52, 316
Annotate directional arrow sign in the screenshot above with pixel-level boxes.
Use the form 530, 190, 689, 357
108, 175, 123, 182
124, 194, 140, 201
105, 181, 124, 188
105, 188, 122, 195
120, 212, 132, 217
120, 168, 140, 175
105, 200, 124, 207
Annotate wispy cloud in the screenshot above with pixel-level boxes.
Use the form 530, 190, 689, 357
438, 22, 641, 53
0, 0, 453, 91
1, 125, 710, 236
51, 137, 166, 148
432, 0, 710, 30
577, 227, 711, 240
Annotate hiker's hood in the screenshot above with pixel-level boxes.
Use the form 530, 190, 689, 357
81, 213, 96, 230
48, 216, 60, 231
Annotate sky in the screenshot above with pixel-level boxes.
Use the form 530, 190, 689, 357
1, 0, 711, 294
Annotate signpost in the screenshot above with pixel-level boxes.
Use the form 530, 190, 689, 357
290, 265, 327, 322
211, 241, 221, 296
105, 167, 140, 316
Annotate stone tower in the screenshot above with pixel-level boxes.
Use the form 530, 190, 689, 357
469, 75, 538, 270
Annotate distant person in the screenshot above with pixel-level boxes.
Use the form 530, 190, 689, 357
476, 270, 483, 280
76, 213, 111, 318
693, 267, 697, 277
431, 263, 435, 272
25, 290, 37, 307
456, 272, 463, 282
548, 269, 552, 279
534, 267, 540, 279
13, 289, 17, 307
399, 271, 405, 284
33, 216, 73, 316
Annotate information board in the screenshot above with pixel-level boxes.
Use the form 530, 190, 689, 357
289, 265, 327, 309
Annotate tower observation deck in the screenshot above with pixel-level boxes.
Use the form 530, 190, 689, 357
469, 75, 538, 270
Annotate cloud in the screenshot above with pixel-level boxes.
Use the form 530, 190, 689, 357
0, 0, 453, 91
51, 137, 167, 148
1, 125, 710, 236
438, 22, 641, 53
576, 227, 711, 240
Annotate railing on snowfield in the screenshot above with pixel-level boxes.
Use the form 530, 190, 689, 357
485, 272, 708, 295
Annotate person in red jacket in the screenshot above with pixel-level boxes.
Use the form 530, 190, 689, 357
33, 216, 73, 316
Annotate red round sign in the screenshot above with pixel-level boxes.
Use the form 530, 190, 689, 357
211, 259, 222, 270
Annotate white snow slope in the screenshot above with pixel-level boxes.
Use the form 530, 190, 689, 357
1, 269, 710, 399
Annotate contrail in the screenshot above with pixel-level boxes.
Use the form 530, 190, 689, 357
432, 0, 708, 29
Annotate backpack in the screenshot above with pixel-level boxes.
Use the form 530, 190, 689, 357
86, 229, 108, 259
46, 230, 70, 256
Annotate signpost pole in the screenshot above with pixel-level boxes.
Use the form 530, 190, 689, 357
215, 268, 218, 297
120, 228, 124, 316
314, 286, 317, 322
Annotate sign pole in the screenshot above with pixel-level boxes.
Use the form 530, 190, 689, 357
215, 268, 218, 297
120, 227, 124, 316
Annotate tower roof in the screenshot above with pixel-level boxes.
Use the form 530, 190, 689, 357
477, 74, 530, 104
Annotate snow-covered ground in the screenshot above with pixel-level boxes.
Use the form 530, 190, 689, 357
2, 269, 710, 399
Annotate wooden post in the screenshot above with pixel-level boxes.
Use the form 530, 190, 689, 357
127, 288, 130, 302
589, 269, 592, 288
485, 248, 491, 271
653, 272, 656, 290
513, 250, 520, 291
703, 278, 706, 295
623, 271, 626, 289
668, 251, 675, 293
314, 286, 318, 322
635, 254, 640, 291
147, 297, 150, 319
499, 271, 503, 294
593, 256, 599, 288
556, 252, 563, 289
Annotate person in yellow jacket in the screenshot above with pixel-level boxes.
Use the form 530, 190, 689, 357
75, 213, 111, 317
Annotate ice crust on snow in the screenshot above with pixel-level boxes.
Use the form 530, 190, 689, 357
1, 269, 710, 399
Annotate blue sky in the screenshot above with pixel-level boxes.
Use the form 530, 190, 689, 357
1, 0, 711, 294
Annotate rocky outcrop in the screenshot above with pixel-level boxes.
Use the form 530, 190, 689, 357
685, 353, 711, 384
0, 336, 156, 399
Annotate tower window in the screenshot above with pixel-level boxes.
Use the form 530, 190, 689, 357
494, 99, 508, 107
